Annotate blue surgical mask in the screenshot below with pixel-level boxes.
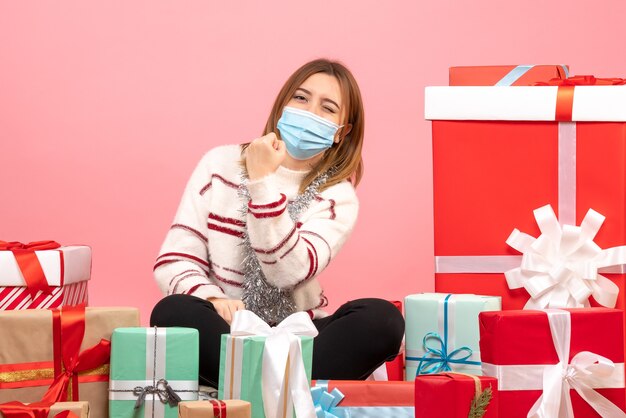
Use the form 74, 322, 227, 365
277, 106, 342, 160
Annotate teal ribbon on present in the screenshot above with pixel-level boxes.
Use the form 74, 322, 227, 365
406, 294, 481, 376
311, 385, 344, 418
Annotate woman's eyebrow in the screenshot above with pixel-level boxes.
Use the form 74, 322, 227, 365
296, 87, 341, 109
323, 98, 341, 109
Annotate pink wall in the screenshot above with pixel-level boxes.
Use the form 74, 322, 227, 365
2, 1, 626, 324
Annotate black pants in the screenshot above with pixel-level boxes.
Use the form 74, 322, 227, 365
150, 294, 405, 387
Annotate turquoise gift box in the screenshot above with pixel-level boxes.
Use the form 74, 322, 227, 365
405, 293, 501, 379
108, 327, 199, 418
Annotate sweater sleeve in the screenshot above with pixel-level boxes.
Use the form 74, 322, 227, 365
153, 152, 227, 300
245, 174, 358, 289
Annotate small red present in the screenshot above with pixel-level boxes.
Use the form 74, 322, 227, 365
479, 308, 626, 417
449, 64, 568, 86
311, 380, 413, 417
415, 373, 498, 418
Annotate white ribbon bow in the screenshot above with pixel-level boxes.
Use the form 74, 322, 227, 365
527, 309, 626, 418
505, 204, 626, 309
231, 310, 318, 418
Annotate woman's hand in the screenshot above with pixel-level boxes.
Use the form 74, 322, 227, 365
245, 133, 287, 180
208, 298, 245, 325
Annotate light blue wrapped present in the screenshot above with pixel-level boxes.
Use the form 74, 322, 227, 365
405, 293, 501, 379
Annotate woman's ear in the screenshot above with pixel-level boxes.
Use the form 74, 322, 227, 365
335, 124, 353, 144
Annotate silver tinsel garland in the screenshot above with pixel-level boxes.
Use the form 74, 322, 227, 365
238, 168, 334, 325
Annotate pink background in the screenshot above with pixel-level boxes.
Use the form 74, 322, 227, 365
2, 1, 625, 324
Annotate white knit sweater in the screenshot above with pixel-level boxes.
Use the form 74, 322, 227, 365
154, 144, 359, 319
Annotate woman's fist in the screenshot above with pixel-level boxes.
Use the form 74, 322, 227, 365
245, 133, 287, 180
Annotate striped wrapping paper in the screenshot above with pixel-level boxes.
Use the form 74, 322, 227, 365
0, 245, 91, 310
0, 281, 88, 310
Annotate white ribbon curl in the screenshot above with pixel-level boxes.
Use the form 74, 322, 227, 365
527, 310, 626, 418
505, 205, 626, 309
230, 310, 318, 418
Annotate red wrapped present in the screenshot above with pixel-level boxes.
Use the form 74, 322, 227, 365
414, 373, 498, 418
426, 76, 626, 310
479, 308, 626, 417
0, 305, 139, 418
311, 380, 414, 417
387, 300, 404, 381
449, 64, 569, 86
0, 241, 90, 310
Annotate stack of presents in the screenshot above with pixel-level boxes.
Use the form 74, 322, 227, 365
2, 64, 626, 417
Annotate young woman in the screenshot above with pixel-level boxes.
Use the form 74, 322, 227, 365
151, 58, 404, 387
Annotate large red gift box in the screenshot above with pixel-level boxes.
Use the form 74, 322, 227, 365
414, 373, 498, 418
479, 308, 626, 417
0, 241, 90, 310
449, 64, 568, 86
426, 79, 626, 310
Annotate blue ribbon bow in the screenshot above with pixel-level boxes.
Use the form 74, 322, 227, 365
407, 294, 481, 376
311, 385, 345, 418
415, 331, 477, 374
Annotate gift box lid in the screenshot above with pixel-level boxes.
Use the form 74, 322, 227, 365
425, 85, 626, 121
449, 64, 569, 86
0, 245, 91, 286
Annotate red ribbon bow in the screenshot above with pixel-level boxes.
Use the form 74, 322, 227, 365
0, 402, 79, 418
535, 75, 626, 86
40, 304, 111, 403
533, 75, 626, 121
0, 241, 62, 298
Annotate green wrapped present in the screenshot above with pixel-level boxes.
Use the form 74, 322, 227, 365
218, 311, 317, 418
405, 293, 501, 379
108, 327, 199, 418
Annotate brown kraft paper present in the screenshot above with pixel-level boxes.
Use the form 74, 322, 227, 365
0, 401, 89, 418
179, 400, 251, 418
0, 307, 139, 418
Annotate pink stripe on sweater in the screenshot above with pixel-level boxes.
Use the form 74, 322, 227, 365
171, 224, 208, 242
156, 252, 210, 268
207, 222, 245, 238
253, 226, 296, 255
208, 213, 246, 227
249, 206, 286, 218
211, 271, 243, 288
248, 194, 286, 209
199, 174, 239, 195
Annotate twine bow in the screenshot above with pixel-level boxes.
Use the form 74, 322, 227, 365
132, 379, 182, 409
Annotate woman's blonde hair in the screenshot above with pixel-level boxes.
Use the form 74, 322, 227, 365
242, 58, 364, 193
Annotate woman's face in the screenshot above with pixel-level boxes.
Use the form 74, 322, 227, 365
286, 72, 344, 126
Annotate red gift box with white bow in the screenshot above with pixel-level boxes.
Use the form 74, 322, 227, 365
479, 308, 626, 417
